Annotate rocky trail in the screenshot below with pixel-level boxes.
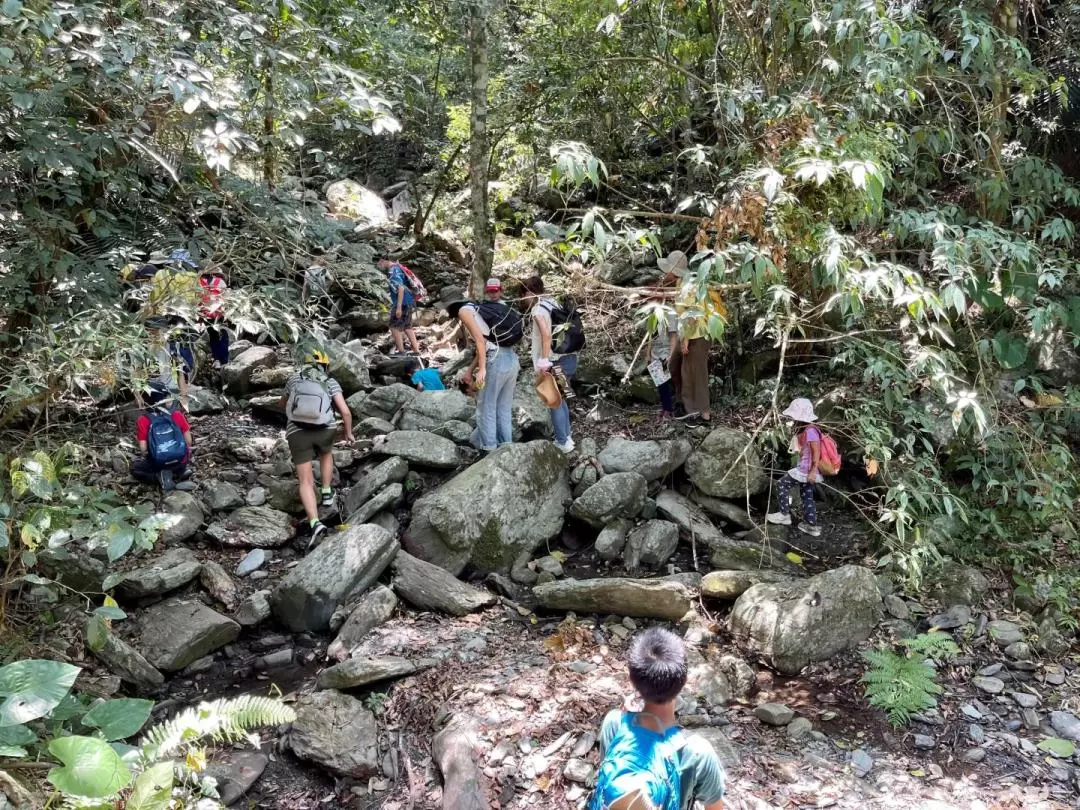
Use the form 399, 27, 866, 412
22, 317, 1080, 810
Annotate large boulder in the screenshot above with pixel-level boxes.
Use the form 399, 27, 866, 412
316, 656, 433, 691
207, 506, 293, 548
288, 689, 380, 777
158, 492, 204, 544
598, 438, 692, 482
399, 390, 476, 432
624, 520, 680, 572
87, 626, 164, 690
115, 548, 202, 601
270, 524, 398, 632
325, 180, 389, 229
38, 548, 105, 593
348, 383, 417, 422
533, 577, 697, 620
204, 480, 244, 512
404, 441, 570, 574
222, 346, 278, 396
326, 339, 371, 396
731, 565, 882, 674
186, 386, 228, 415
512, 372, 554, 440
690, 493, 754, 529
327, 585, 398, 661
569, 472, 647, 528
655, 490, 729, 551
133, 597, 240, 671
928, 562, 989, 607
685, 428, 768, 499
374, 430, 460, 469
344, 457, 409, 515
391, 551, 497, 616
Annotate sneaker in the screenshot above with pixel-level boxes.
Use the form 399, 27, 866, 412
307, 521, 328, 549
158, 469, 175, 493
798, 521, 822, 537
765, 512, 791, 526
320, 488, 336, 508
554, 438, 575, 454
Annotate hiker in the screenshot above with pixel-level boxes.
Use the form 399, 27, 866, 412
379, 257, 422, 356
660, 251, 711, 424
282, 349, 355, 546
591, 628, 727, 810
198, 263, 229, 367
411, 364, 445, 391
131, 381, 193, 492
440, 286, 522, 451
646, 299, 679, 420
485, 277, 503, 301
765, 397, 824, 536
521, 275, 584, 454
143, 249, 202, 410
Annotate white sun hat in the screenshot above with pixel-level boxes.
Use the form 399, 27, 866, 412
782, 398, 817, 423
657, 250, 688, 276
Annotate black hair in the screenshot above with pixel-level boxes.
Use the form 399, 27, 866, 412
627, 628, 688, 704
521, 275, 545, 296
146, 381, 171, 408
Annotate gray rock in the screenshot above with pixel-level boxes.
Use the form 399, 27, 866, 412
624, 520, 680, 571
325, 338, 371, 396
595, 519, 632, 561
205, 751, 268, 806
398, 390, 476, 431
271, 524, 398, 632
186, 385, 229, 415
851, 749, 873, 777
534, 556, 564, 577
208, 506, 293, 548
512, 371, 555, 440
754, 703, 794, 726
655, 490, 730, 551
684, 428, 767, 499
256, 477, 304, 514
392, 551, 496, 616
204, 480, 244, 512
914, 734, 935, 749
1036, 614, 1070, 657
87, 623, 164, 690
327, 585, 399, 661
691, 728, 742, 772
223, 346, 278, 395
250, 365, 293, 389
969, 723, 985, 744
597, 437, 692, 482
927, 604, 971, 630
346, 457, 410, 516
929, 563, 988, 607
435, 419, 474, 444
1010, 691, 1038, 709
236, 549, 268, 576
115, 548, 202, 600
787, 717, 813, 739
288, 689, 379, 777
356, 416, 397, 437
988, 620, 1023, 647
701, 570, 793, 600
708, 542, 802, 574
405, 441, 570, 574
316, 656, 433, 690
234, 590, 272, 627
563, 758, 593, 784
199, 561, 238, 610
687, 658, 732, 709
689, 493, 754, 529
348, 483, 402, 525
348, 383, 417, 422
159, 492, 205, 544
532, 577, 695, 620
249, 392, 286, 419
374, 430, 459, 469
1050, 711, 1080, 741
883, 594, 910, 620
731, 565, 882, 675
961, 747, 986, 764
1021, 708, 1041, 730
134, 597, 240, 671
570, 472, 648, 528
368, 511, 399, 537
973, 676, 1005, 695
1004, 641, 1032, 660
37, 548, 106, 593
716, 655, 756, 702
245, 486, 267, 507
225, 436, 283, 463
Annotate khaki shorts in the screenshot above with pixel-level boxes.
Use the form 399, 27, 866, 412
287, 425, 337, 464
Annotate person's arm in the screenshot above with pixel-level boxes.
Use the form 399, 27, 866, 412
138, 440, 148, 453
183, 431, 193, 448
395, 283, 406, 318
459, 310, 488, 385
332, 392, 354, 442
704, 801, 725, 810
536, 309, 553, 361
808, 435, 821, 480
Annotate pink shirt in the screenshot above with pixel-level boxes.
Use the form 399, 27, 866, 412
798, 426, 822, 474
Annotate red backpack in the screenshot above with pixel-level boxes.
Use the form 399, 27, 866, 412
800, 427, 841, 476
398, 263, 428, 303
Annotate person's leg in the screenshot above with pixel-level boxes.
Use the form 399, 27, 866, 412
130, 455, 157, 484
800, 482, 818, 525
658, 379, 675, 415
209, 325, 229, 365
668, 350, 685, 414
470, 354, 498, 450
767, 474, 795, 524
403, 306, 421, 354
494, 353, 518, 446
390, 327, 405, 353
295, 461, 319, 522
318, 449, 335, 505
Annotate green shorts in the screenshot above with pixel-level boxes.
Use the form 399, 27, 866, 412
286, 425, 337, 464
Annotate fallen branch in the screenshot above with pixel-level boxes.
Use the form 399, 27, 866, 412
432, 715, 490, 810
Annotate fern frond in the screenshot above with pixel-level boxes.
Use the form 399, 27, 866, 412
900, 632, 959, 661
140, 695, 295, 759
862, 636, 947, 727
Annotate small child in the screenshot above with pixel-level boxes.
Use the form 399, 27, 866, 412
411, 365, 445, 392
131, 382, 193, 492
646, 305, 678, 419
766, 397, 822, 536
591, 628, 727, 810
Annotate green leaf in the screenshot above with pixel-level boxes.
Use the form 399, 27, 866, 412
0, 744, 27, 757
101, 572, 126, 592
126, 761, 174, 810
0, 659, 81, 727
106, 524, 135, 562
1037, 737, 1075, 758
93, 606, 127, 621
1, 0, 22, 19
86, 614, 109, 653
82, 698, 154, 741
0, 724, 36, 747
47, 735, 132, 798
991, 332, 1028, 370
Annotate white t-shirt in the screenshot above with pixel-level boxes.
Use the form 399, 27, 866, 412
531, 297, 557, 368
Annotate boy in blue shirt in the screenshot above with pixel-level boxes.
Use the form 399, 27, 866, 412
410, 366, 445, 391
378, 257, 421, 356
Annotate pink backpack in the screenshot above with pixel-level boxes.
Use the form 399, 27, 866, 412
801, 427, 841, 476
398, 263, 428, 303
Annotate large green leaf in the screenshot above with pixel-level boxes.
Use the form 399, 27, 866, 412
0, 659, 80, 727
47, 735, 132, 797
0, 724, 36, 749
991, 332, 1028, 370
126, 761, 174, 810
82, 698, 154, 741
1037, 737, 1076, 758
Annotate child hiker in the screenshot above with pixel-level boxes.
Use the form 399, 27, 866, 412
766, 397, 822, 537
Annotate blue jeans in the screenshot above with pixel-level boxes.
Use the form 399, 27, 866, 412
549, 355, 577, 444
472, 349, 519, 450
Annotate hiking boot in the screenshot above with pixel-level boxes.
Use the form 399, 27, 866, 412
555, 438, 575, 454
158, 469, 175, 493
798, 521, 822, 537
307, 521, 329, 549
320, 488, 337, 508
765, 512, 791, 526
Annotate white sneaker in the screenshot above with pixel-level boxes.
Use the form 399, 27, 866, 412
798, 521, 822, 537
765, 512, 791, 526
555, 438, 575, 454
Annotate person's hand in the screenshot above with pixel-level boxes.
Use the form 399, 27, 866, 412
474, 367, 486, 388
681, 339, 690, 355
345, 432, 356, 444
395, 306, 403, 319
535, 358, 553, 372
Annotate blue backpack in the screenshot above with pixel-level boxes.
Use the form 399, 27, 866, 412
589, 712, 685, 810
147, 411, 187, 467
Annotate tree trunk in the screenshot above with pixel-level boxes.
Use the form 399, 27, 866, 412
468, 2, 492, 297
